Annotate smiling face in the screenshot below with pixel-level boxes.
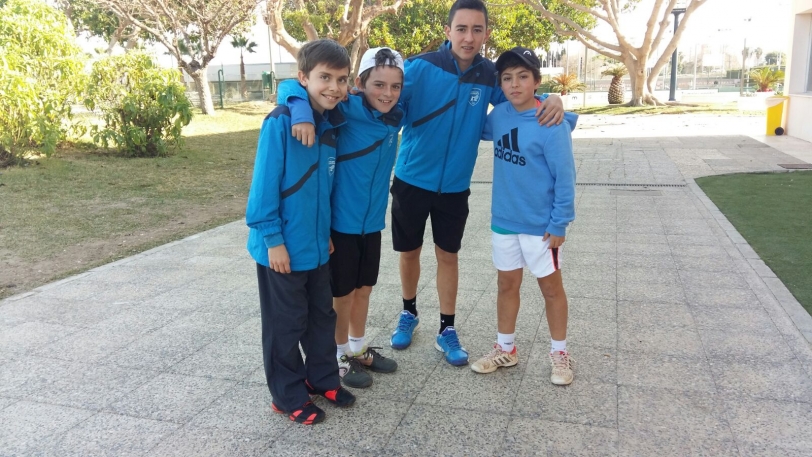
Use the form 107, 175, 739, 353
298, 63, 350, 114
500, 65, 541, 112
444, 8, 489, 72
357, 65, 403, 114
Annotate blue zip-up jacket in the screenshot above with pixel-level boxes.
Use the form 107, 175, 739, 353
395, 41, 515, 193
245, 104, 345, 270
482, 102, 577, 237
277, 80, 404, 235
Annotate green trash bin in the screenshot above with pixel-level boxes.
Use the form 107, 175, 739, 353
262, 71, 276, 94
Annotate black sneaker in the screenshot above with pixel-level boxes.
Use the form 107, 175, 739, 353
305, 380, 356, 407
338, 355, 373, 388
358, 347, 398, 373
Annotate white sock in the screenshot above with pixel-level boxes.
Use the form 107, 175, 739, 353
337, 342, 350, 360
348, 335, 365, 355
497, 332, 515, 353
551, 338, 567, 353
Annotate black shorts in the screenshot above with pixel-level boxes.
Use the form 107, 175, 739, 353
329, 230, 382, 297
390, 176, 470, 254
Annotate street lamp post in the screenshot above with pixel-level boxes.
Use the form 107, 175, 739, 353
669, 7, 686, 101
739, 17, 752, 97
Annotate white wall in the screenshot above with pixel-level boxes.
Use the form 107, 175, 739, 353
786, 0, 812, 142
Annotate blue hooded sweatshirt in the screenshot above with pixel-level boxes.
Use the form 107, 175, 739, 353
277, 80, 405, 235
245, 104, 345, 270
482, 102, 577, 237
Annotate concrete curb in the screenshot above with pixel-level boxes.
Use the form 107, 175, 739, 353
687, 180, 812, 346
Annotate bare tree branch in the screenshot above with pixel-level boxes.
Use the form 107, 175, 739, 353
521, 0, 622, 53
264, 0, 406, 57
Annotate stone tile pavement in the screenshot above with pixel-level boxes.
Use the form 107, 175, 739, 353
2, 127, 811, 456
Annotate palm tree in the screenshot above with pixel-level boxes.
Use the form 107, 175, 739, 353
230, 35, 257, 100
601, 65, 628, 104
550, 72, 586, 95
749, 67, 784, 92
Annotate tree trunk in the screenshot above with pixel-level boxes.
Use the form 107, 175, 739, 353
624, 56, 663, 106
240, 53, 247, 101
349, 33, 368, 79
190, 69, 216, 115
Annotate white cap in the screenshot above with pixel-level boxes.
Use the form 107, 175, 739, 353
358, 47, 405, 76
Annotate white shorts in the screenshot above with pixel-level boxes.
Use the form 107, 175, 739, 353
492, 232, 562, 278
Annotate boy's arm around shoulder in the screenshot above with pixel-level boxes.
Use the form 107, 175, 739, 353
277, 79, 318, 147
542, 122, 576, 237
246, 115, 287, 249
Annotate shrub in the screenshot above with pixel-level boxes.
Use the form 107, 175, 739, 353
0, 0, 86, 162
85, 52, 193, 157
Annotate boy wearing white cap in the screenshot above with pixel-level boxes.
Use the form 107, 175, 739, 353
277, 47, 406, 389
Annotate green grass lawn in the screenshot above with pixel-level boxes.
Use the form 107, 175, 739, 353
0, 103, 271, 299
696, 171, 812, 315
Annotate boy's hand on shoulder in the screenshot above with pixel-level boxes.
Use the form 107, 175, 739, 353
543, 233, 566, 249
292, 123, 316, 147
536, 94, 564, 127
268, 245, 291, 274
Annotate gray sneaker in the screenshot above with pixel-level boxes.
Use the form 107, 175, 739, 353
357, 347, 398, 373
338, 355, 372, 388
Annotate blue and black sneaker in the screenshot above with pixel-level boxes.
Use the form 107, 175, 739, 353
390, 310, 419, 350
434, 327, 469, 366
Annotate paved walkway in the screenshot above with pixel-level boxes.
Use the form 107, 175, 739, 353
2, 117, 812, 456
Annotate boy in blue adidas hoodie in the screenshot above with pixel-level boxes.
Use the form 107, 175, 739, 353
276, 47, 404, 390
470, 47, 578, 387
245, 39, 356, 425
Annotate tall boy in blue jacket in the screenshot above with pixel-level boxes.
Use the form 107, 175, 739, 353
245, 39, 356, 425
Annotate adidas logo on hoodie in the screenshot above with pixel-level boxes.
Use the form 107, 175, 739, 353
494, 127, 527, 166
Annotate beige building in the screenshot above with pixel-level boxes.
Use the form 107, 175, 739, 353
785, 0, 812, 142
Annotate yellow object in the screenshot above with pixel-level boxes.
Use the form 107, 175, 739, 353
765, 96, 789, 136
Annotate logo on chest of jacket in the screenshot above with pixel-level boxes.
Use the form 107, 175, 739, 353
329, 157, 336, 176
388, 133, 395, 147
469, 88, 482, 106
494, 127, 526, 166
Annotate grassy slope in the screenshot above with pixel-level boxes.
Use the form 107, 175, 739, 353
0, 104, 270, 299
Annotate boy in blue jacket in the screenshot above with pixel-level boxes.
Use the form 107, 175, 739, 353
277, 47, 404, 389
471, 47, 577, 386
245, 39, 356, 425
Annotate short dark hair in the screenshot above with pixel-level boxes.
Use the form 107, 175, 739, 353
497, 53, 541, 82
297, 39, 350, 75
448, 0, 488, 26
358, 48, 404, 87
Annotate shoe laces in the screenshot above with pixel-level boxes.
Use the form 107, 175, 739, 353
339, 354, 365, 373
481, 344, 504, 359
442, 330, 462, 351
361, 346, 385, 361
550, 351, 574, 371
396, 312, 415, 332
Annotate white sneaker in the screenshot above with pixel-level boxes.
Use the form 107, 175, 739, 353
470, 344, 518, 374
549, 350, 574, 385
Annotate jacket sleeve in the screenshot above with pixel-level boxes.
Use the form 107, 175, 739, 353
277, 80, 315, 126
245, 116, 287, 248
481, 111, 494, 141
399, 58, 416, 117
542, 124, 576, 237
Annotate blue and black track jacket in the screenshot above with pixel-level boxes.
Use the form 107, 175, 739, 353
396, 41, 547, 194
245, 104, 345, 270
278, 81, 405, 235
